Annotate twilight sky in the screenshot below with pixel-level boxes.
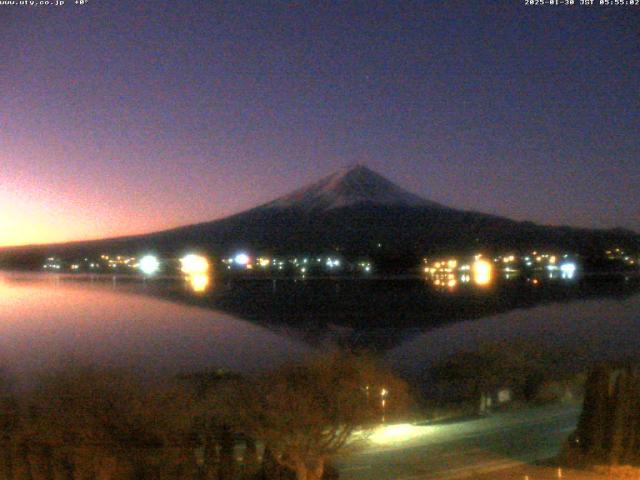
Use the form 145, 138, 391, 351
1, 1, 638, 247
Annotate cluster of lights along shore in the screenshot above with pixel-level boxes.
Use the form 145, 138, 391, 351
220, 253, 369, 276
423, 251, 581, 290
39, 247, 640, 286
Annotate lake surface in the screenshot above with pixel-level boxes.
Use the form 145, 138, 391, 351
389, 292, 640, 381
0, 272, 312, 380
1, 272, 639, 383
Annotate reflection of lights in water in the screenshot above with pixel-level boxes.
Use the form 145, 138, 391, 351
472, 259, 493, 286
560, 262, 576, 279
432, 273, 457, 290
180, 254, 212, 292
180, 254, 209, 274
139, 255, 160, 275
188, 273, 210, 293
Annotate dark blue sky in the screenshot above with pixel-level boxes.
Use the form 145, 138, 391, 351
1, 1, 638, 246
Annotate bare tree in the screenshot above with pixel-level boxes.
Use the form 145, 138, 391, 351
221, 352, 409, 480
0, 369, 19, 480
19, 367, 198, 480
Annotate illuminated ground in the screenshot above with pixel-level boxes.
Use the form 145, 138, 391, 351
337, 403, 581, 480
470, 464, 622, 479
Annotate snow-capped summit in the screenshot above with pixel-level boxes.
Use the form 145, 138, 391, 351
260, 165, 443, 211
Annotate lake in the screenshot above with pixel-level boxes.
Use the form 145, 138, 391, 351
1, 271, 639, 384
0, 272, 311, 381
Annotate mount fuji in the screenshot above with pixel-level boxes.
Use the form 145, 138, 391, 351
258, 165, 441, 212
1, 165, 638, 265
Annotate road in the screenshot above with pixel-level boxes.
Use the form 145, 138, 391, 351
337, 403, 580, 480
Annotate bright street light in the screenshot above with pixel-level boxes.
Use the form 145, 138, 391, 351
139, 255, 160, 275
180, 254, 209, 275
381, 387, 389, 423
234, 252, 250, 265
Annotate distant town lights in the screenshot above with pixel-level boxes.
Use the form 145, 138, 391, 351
180, 254, 209, 275
234, 253, 250, 265
139, 255, 160, 275
326, 258, 341, 268
472, 259, 493, 286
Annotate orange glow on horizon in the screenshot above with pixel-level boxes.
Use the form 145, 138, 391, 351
0, 173, 235, 248
0, 213, 157, 248
0, 207, 82, 247
0, 196, 226, 248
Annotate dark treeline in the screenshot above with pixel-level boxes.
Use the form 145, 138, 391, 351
0, 353, 409, 480
427, 340, 588, 409
565, 364, 640, 467
0, 368, 205, 480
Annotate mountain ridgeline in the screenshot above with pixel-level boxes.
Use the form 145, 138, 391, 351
2, 165, 639, 267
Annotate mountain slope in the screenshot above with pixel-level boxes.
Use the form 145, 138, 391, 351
1, 165, 639, 264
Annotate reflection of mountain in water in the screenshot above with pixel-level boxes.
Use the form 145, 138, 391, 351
150, 276, 640, 352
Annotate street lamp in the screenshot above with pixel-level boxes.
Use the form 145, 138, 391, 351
381, 387, 389, 423
139, 255, 160, 276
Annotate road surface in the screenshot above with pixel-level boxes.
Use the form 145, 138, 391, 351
337, 403, 580, 479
